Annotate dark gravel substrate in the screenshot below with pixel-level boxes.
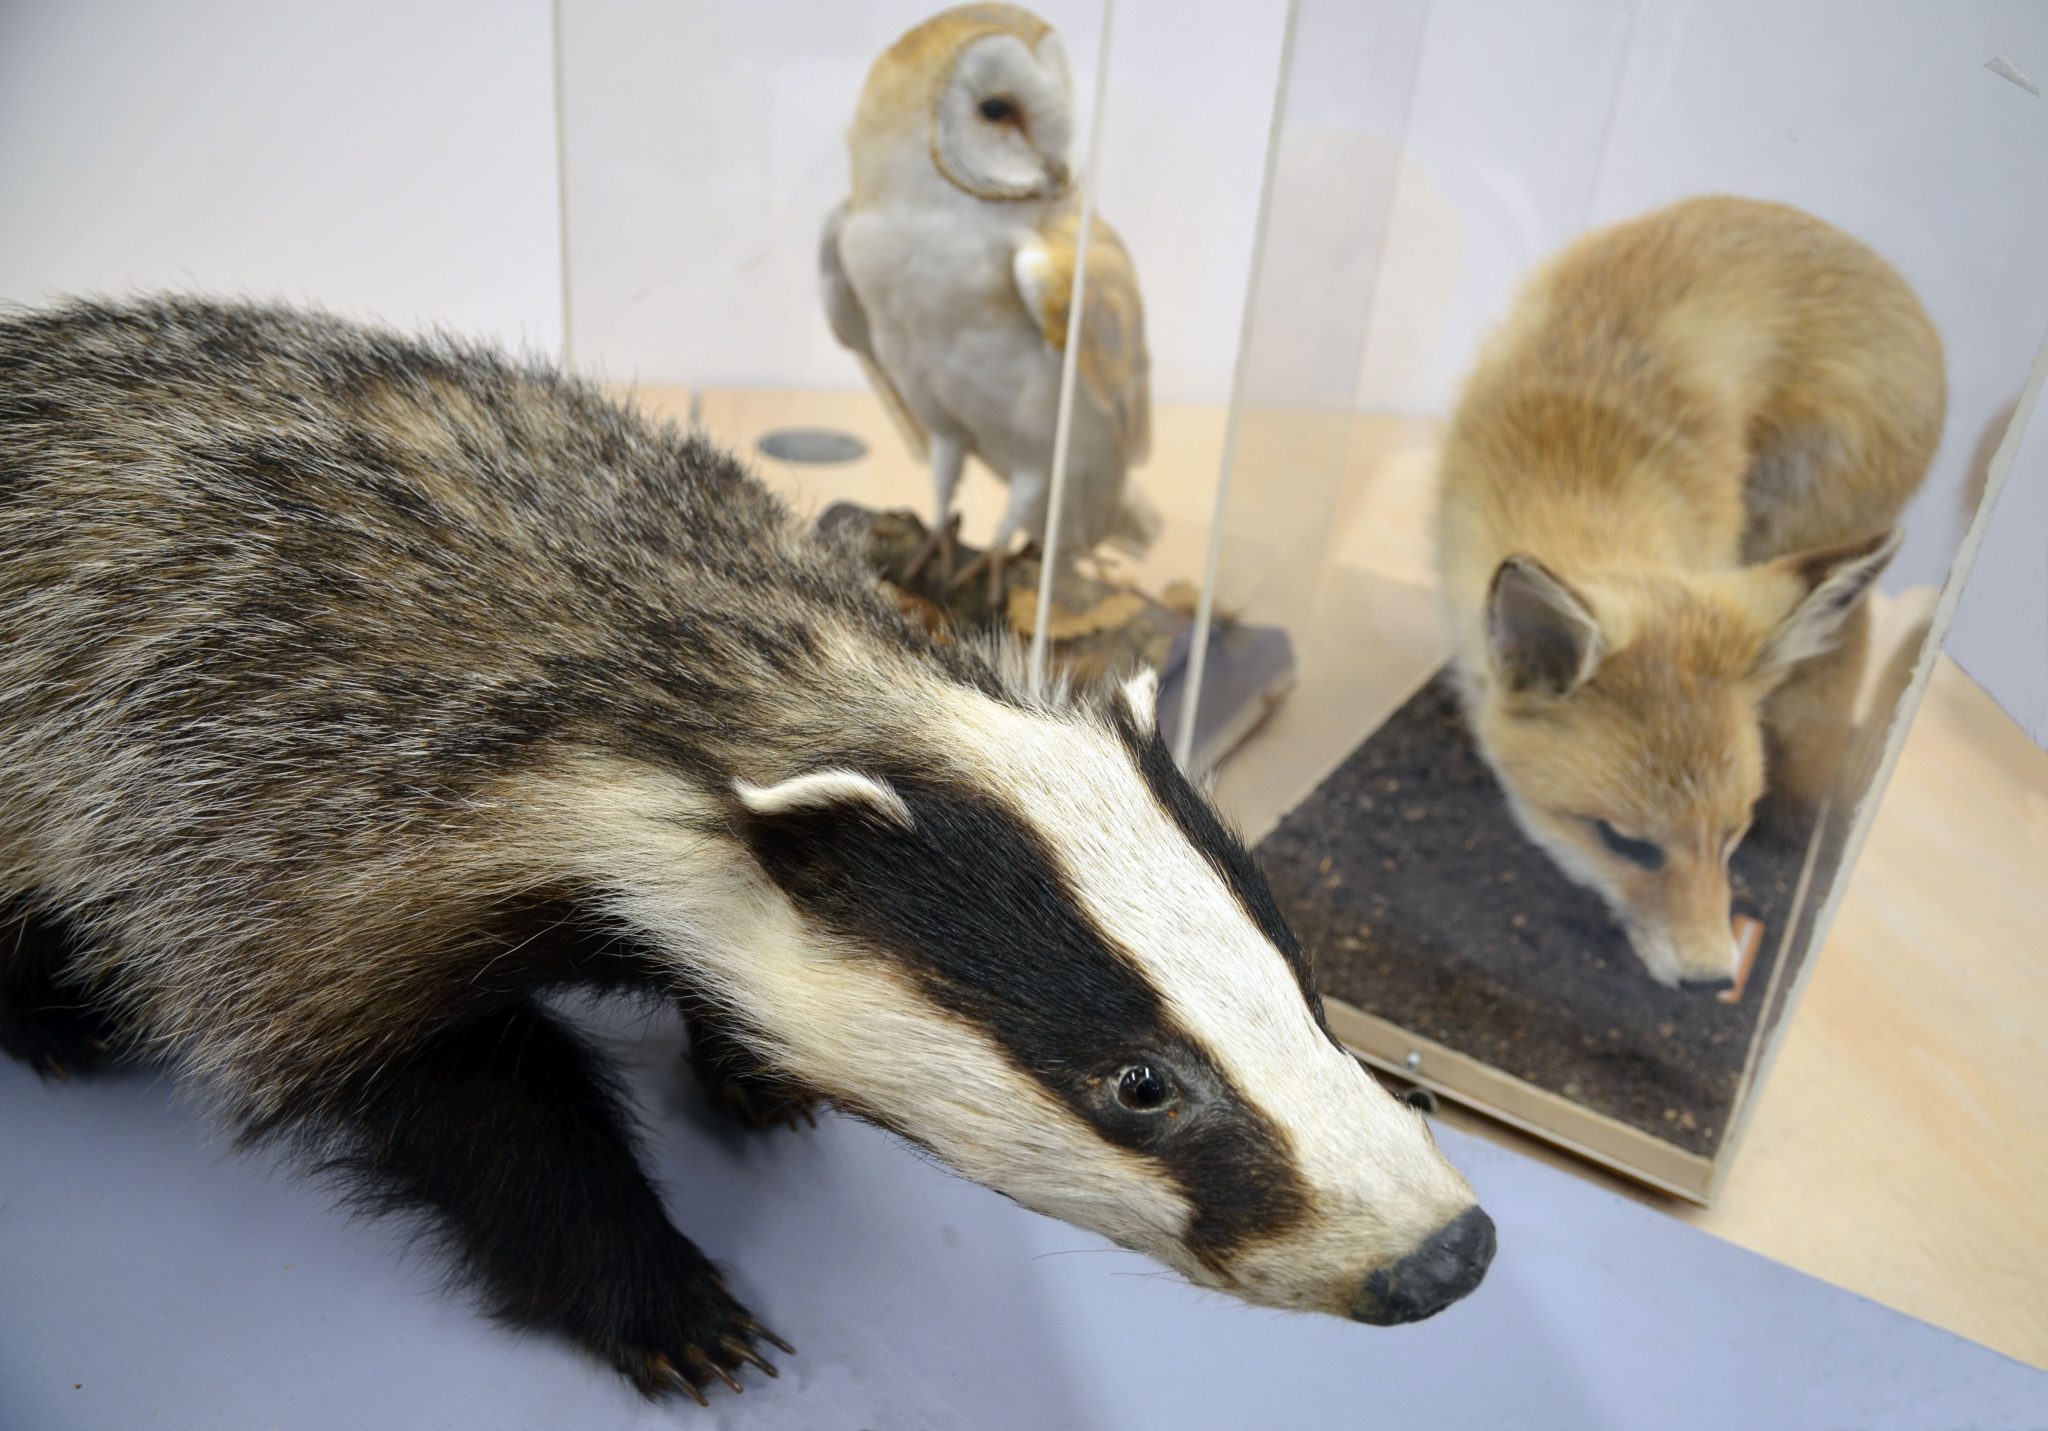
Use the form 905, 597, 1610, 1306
1254, 671, 1805, 1158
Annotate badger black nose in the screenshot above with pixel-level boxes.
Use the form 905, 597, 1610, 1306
1681, 975, 1736, 994
1349, 1206, 1496, 1325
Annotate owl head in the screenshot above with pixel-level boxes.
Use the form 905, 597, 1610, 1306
851, 4, 1074, 204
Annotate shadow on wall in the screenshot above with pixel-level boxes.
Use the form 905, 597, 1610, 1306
1956, 396, 2019, 550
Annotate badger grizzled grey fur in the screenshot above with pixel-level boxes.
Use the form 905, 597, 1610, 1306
0, 297, 1492, 1403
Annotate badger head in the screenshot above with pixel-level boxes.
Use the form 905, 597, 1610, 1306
590, 664, 1492, 1327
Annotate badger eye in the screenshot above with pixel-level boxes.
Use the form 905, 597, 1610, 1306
1115, 1063, 1174, 1113
978, 96, 1018, 123
1592, 818, 1665, 872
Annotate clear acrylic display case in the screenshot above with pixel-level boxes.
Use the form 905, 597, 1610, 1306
557, 0, 2048, 1200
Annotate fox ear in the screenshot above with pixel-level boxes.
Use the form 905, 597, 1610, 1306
1753, 528, 1901, 678
1487, 556, 1604, 698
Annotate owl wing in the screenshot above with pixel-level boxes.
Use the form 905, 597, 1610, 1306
1012, 211, 1152, 466
820, 200, 929, 461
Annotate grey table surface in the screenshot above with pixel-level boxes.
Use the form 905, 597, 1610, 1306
2, 999, 2040, 1431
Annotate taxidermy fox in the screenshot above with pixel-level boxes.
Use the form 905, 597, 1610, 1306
1437, 196, 1945, 988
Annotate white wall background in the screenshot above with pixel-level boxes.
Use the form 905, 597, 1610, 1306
0, 0, 2038, 743
1346, 0, 2048, 740
1351, 0, 2048, 602
0, 0, 562, 353
555, 0, 1289, 401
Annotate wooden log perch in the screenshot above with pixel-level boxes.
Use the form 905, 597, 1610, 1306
816, 503, 1195, 688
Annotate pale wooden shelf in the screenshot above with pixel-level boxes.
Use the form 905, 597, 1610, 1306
629, 385, 2048, 1370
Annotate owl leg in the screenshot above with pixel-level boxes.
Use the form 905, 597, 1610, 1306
903, 436, 966, 583
952, 469, 1048, 606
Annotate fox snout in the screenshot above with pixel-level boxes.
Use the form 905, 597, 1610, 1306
1617, 857, 1743, 991
1624, 917, 1743, 991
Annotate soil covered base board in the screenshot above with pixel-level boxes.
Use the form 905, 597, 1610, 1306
1255, 671, 1804, 1159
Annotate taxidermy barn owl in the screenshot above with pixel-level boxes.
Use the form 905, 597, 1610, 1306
821, 3, 1157, 599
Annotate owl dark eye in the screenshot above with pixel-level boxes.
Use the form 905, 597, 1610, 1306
978, 96, 1018, 123
1115, 1063, 1174, 1113
1592, 818, 1665, 871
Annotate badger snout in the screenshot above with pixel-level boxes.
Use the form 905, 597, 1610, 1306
1348, 1205, 1496, 1325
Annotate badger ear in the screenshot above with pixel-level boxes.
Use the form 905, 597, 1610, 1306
1487, 556, 1604, 698
1752, 528, 1900, 679
733, 769, 913, 829
1118, 666, 1160, 730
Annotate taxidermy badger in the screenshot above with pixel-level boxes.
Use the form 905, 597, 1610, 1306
0, 299, 1492, 1403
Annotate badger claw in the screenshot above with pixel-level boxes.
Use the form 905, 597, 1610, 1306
708, 1077, 822, 1134
688, 1346, 745, 1395
721, 1335, 779, 1378
645, 1353, 709, 1406
616, 1308, 792, 1405
587, 1221, 794, 1406
741, 1316, 797, 1357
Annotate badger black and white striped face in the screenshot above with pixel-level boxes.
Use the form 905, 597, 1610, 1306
576, 673, 1492, 1324
672, 668, 1496, 1327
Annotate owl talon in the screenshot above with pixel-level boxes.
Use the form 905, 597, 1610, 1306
902, 513, 960, 585
949, 545, 1012, 607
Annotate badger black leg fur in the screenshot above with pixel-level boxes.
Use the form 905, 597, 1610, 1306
683, 1003, 821, 1133
0, 901, 123, 1080
322, 997, 791, 1401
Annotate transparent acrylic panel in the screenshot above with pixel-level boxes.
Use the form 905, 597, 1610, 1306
558, 0, 1291, 700
1175, 0, 1437, 789
1213, 0, 2048, 1197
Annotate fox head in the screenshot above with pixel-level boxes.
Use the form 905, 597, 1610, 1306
1467, 529, 1900, 988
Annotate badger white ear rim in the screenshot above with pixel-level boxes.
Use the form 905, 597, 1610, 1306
1120, 666, 1161, 729
733, 769, 913, 829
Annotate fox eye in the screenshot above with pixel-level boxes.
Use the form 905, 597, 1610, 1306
1592, 818, 1665, 871
978, 96, 1018, 123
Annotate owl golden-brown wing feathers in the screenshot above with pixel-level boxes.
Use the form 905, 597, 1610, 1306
820, 200, 930, 460
1012, 210, 1152, 465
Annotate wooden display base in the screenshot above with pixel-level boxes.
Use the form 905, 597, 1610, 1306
1332, 1001, 1716, 1201
1256, 669, 1806, 1190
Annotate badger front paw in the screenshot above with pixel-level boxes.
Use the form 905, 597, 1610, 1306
0, 906, 122, 1080
0, 984, 120, 1081
701, 1067, 821, 1133
599, 1258, 795, 1405
683, 1013, 821, 1133
0, 1007, 113, 1081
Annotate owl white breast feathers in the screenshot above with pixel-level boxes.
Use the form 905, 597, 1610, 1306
821, 3, 1157, 596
